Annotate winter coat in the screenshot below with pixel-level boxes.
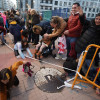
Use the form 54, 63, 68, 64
31, 14, 40, 26
75, 19, 100, 59
65, 13, 83, 37
8, 61, 23, 78
49, 17, 67, 38
9, 21, 22, 44
14, 15, 22, 25
36, 20, 52, 36
0, 61, 23, 100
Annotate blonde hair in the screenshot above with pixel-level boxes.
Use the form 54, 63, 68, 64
30, 9, 37, 15
50, 16, 61, 29
32, 25, 42, 33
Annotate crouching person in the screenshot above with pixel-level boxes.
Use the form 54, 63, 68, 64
34, 36, 51, 60
14, 38, 33, 59
0, 61, 24, 100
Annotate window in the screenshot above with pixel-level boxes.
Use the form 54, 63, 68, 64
55, 1, 58, 5
50, 0, 52, 4
43, 6, 45, 9
91, 14, 94, 17
31, 0, 33, 8
89, 8, 91, 12
45, 6, 48, 10
41, 0, 43, 3
90, 2, 93, 6
85, 8, 87, 11
50, 7, 52, 10
69, 2, 71, 6
54, 7, 57, 10
46, 0, 48, 3
43, 0, 46, 3
67, 8, 70, 12
48, 0, 50, 4
82, 1, 85, 5
93, 8, 95, 12
64, 2, 67, 6
41, 6, 43, 9
59, 1, 62, 6
86, 2, 88, 6
97, 8, 99, 12
88, 13, 90, 17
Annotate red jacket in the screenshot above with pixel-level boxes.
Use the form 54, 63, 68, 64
66, 13, 82, 37
0, 26, 6, 35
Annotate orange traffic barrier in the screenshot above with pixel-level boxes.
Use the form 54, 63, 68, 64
72, 44, 100, 89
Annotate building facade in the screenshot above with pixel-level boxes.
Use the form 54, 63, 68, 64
0, 0, 15, 11
17, 0, 100, 19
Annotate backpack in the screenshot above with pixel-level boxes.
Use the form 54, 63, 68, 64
63, 57, 78, 73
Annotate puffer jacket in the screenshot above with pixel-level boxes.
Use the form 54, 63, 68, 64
75, 19, 100, 59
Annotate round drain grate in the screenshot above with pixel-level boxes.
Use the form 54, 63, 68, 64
34, 68, 64, 93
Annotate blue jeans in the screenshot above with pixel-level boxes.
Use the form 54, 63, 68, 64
0, 32, 5, 43
66, 37, 78, 58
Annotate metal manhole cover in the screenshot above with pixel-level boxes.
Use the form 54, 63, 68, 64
34, 68, 64, 93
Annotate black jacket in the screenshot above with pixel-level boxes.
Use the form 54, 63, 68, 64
36, 20, 53, 36
31, 14, 40, 26
75, 19, 100, 59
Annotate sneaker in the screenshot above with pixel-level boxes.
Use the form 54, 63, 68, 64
62, 57, 67, 60
55, 54, 61, 59
16, 55, 21, 58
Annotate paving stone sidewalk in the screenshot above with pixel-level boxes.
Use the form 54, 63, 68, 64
0, 35, 100, 100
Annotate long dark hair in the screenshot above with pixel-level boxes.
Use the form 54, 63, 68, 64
21, 38, 29, 49
0, 68, 12, 91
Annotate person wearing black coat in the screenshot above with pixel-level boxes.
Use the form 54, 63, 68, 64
9, 19, 22, 44
75, 12, 100, 95
32, 20, 54, 49
28, 9, 40, 44
76, 13, 100, 59
32, 20, 52, 36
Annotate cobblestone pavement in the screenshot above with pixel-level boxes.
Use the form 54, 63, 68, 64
0, 35, 100, 100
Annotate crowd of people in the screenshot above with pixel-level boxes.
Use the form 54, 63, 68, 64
0, 2, 100, 99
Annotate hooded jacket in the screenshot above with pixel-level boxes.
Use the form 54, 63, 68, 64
35, 20, 52, 36
9, 21, 22, 44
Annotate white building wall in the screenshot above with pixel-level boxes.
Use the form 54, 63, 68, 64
17, 0, 100, 19
1, 0, 15, 11
0, 0, 3, 9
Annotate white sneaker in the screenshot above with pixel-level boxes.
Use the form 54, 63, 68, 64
16, 55, 21, 58
62, 57, 67, 60
55, 54, 61, 59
